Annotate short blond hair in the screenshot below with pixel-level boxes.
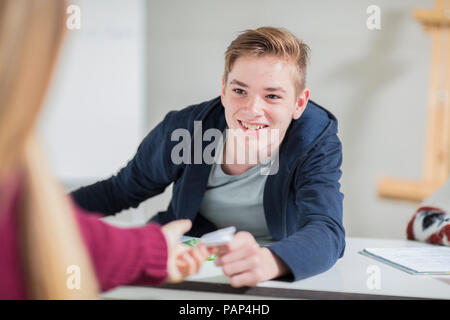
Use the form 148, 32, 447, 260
224, 26, 310, 93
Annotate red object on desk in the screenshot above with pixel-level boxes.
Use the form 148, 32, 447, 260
407, 206, 450, 246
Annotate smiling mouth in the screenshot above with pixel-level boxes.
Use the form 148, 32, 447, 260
238, 120, 269, 132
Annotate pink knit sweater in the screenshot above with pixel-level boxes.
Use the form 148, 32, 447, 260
0, 173, 168, 299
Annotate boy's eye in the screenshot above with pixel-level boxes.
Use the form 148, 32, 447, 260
266, 94, 281, 100
232, 88, 246, 95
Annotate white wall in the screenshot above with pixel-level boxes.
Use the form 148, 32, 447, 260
38, 0, 148, 225
144, 0, 433, 239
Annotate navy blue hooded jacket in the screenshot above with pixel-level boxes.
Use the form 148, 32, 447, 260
72, 96, 345, 281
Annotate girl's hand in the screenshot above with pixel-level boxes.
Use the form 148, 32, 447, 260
161, 220, 211, 283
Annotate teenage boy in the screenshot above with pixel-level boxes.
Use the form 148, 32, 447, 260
72, 27, 345, 287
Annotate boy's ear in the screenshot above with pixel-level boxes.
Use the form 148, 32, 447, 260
293, 88, 310, 120
220, 76, 226, 107
221, 76, 226, 97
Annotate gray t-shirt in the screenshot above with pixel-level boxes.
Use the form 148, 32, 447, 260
199, 131, 274, 245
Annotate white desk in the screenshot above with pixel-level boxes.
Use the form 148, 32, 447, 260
101, 237, 450, 300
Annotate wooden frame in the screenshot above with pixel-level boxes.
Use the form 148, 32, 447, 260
378, 0, 450, 202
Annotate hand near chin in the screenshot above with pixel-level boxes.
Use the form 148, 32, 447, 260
212, 231, 288, 288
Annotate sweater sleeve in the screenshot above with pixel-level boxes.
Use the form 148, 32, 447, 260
73, 204, 168, 292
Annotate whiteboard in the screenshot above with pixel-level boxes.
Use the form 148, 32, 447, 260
38, 0, 147, 189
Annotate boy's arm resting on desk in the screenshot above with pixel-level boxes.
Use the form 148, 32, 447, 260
268, 134, 345, 282
71, 112, 182, 215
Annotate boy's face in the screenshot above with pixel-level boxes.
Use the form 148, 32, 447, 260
221, 55, 310, 158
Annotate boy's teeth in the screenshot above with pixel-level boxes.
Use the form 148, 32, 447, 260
241, 121, 266, 130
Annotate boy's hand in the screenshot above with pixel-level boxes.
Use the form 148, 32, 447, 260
212, 231, 289, 287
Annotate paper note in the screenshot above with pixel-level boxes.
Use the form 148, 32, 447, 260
361, 247, 450, 274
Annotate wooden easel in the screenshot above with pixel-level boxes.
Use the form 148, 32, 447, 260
378, 0, 450, 202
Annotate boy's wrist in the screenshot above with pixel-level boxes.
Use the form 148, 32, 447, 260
261, 247, 289, 280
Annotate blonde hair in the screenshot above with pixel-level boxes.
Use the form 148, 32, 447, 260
0, 0, 99, 299
224, 26, 311, 92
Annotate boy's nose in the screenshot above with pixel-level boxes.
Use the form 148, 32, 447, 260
246, 96, 264, 115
